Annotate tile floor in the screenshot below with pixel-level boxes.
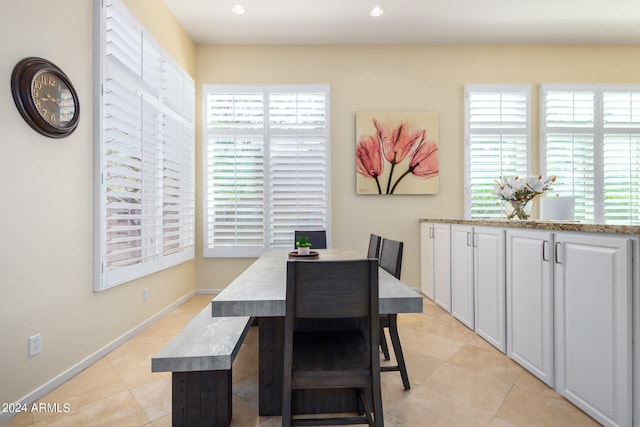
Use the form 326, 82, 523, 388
4, 295, 601, 427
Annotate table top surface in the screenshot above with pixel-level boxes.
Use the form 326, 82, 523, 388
211, 249, 423, 317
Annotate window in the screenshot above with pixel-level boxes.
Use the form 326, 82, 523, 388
541, 84, 640, 224
203, 85, 330, 257
464, 85, 531, 219
95, 0, 195, 291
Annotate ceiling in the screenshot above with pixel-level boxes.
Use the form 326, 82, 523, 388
162, 0, 640, 46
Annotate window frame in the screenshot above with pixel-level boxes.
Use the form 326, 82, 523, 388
202, 84, 331, 258
464, 84, 532, 219
94, 0, 195, 291
540, 83, 640, 224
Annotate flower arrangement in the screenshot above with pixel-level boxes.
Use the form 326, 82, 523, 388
493, 175, 556, 220
356, 118, 438, 194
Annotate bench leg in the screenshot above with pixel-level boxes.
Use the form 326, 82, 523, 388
172, 370, 232, 427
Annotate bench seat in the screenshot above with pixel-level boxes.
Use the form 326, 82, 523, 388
152, 307, 252, 427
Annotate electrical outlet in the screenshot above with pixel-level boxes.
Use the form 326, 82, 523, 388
143, 288, 149, 301
29, 334, 41, 357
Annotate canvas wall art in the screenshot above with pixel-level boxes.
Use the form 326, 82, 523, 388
356, 112, 439, 195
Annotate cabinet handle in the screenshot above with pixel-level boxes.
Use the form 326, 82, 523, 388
542, 240, 549, 261
429, 226, 434, 239
555, 242, 562, 264
467, 232, 472, 247
473, 233, 478, 247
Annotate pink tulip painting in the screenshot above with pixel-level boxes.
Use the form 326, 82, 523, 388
356, 112, 439, 194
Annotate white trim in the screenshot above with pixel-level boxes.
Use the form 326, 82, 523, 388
0, 291, 194, 425
194, 289, 222, 295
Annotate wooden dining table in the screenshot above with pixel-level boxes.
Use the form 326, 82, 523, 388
211, 248, 423, 416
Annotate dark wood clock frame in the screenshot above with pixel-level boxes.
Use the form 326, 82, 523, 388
11, 57, 80, 138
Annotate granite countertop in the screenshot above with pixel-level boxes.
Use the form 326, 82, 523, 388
419, 218, 640, 235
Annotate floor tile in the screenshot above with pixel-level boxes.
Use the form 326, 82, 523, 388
33, 390, 149, 427
496, 377, 601, 427
31, 358, 128, 425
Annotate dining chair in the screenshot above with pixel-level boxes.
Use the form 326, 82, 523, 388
378, 238, 411, 390
294, 230, 328, 249
367, 233, 381, 259
282, 259, 383, 427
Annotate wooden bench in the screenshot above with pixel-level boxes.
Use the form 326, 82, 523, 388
152, 307, 252, 427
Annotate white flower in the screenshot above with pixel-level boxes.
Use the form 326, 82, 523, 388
493, 174, 556, 203
499, 186, 515, 200
511, 176, 527, 191
526, 175, 546, 193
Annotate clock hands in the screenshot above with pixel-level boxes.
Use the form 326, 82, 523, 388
40, 94, 61, 106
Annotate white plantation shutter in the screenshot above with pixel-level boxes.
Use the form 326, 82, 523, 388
541, 86, 596, 222
602, 89, 640, 224
465, 85, 530, 219
96, 0, 195, 290
204, 85, 330, 257
541, 84, 640, 224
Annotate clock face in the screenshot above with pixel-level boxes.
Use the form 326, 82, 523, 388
30, 70, 76, 129
11, 57, 80, 138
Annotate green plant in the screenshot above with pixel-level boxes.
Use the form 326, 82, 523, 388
296, 235, 312, 248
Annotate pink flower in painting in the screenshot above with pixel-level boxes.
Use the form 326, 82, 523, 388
409, 140, 438, 178
356, 135, 384, 194
388, 138, 439, 194
356, 135, 384, 178
374, 118, 426, 165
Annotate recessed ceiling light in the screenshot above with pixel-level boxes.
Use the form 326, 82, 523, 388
231, 4, 245, 15
370, 6, 384, 17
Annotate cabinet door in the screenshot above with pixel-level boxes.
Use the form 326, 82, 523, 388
432, 223, 451, 313
451, 225, 474, 329
420, 222, 434, 300
554, 233, 633, 427
474, 227, 505, 352
506, 229, 554, 386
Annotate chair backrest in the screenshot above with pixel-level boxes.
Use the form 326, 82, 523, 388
367, 234, 382, 259
294, 230, 327, 249
285, 259, 378, 320
379, 238, 403, 279
283, 259, 382, 425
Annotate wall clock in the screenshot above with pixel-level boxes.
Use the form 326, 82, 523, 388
11, 57, 80, 138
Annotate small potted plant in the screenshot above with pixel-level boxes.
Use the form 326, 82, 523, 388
296, 235, 312, 255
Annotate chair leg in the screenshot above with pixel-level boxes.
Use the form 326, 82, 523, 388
371, 376, 384, 426
388, 314, 410, 390
379, 324, 390, 360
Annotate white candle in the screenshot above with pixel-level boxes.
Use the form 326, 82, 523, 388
540, 196, 575, 221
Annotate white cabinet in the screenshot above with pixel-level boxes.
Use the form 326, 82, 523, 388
432, 223, 451, 313
420, 220, 638, 427
451, 225, 474, 329
420, 222, 434, 300
554, 232, 634, 427
473, 227, 506, 352
506, 229, 554, 386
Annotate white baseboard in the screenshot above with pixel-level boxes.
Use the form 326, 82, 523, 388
195, 289, 222, 295
0, 291, 195, 426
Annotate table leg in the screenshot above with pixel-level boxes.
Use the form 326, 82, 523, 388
258, 317, 284, 416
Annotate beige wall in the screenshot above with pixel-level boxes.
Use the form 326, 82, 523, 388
194, 45, 640, 292
0, 0, 195, 410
